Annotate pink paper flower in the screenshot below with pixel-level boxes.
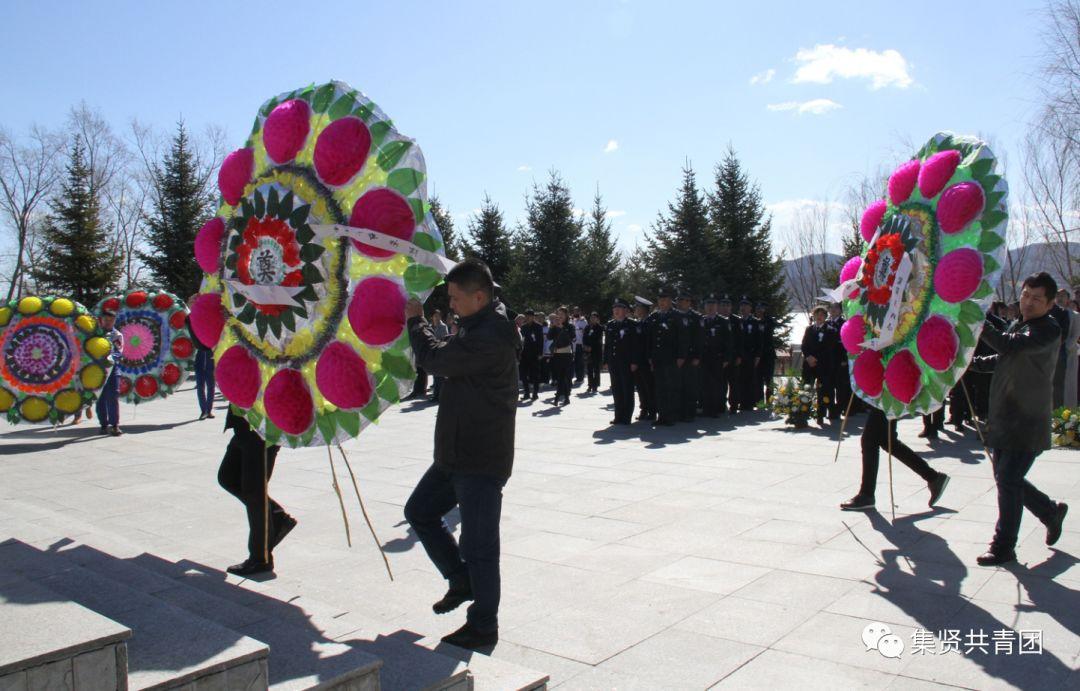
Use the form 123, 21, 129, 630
195, 218, 225, 273
884, 349, 921, 404
937, 181, 985, 234
840, 315, 866, 355
264, 368, 314, 435
348, 188, 416, 259
264, 99, 311, 165
188, 293, 225, 348
316, 341, 374, 410
853, 350, 885, 397
860, 199, 887, 243
840, 256, 863, 284
313, 116, 372, 186
917, 315, 959, 371
347, 277, 407, 346
917, 149, 961, 199
935, 248, 983, 303
218, 148, 254, 206
888, 160, 920, 205
216, 345, 261, 408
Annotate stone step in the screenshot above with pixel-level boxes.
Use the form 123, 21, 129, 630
0, 576, 131, 690
0, 538, 271, 690
50, 536, 461, 691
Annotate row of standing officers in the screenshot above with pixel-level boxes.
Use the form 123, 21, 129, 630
602, 288, 777, 427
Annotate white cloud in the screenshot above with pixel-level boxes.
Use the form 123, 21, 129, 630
572, 207, 586, 218
606, 210, 626, 219
749, 68, 776, 85
604, 139, 619, 153
517, 164, 531, 172
766, 98, 843, 116
792, 44, 913, 90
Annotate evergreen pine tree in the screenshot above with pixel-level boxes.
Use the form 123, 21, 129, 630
516, 171, 584, 308
33, 138, 120, 305
580, 186, 622, 312
429, 196, 458, 260
461, 194, 514, 285
140, 122, 214, 298
709, 147, 789, 321
646, 163, 715, 296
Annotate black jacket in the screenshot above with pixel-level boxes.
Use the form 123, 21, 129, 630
520, 321, 544, 359
973, 313, 1061, 453
583, 323, 604, 357
802, 322, 836, 376
548, 323, 576, 351
408, 300, 521, 480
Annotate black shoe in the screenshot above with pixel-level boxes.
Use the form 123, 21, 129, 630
928, 473, 950, 507
976, 550, 1016, 566
110, 426, 123, 436
270, 515, 298, 551
99, 427, 109, 435
917, 429, 930, 438
433, 584, 474, 614
840, 494, 875, 511
199, 413, 207, 420
1046, 502, 1069, 546
440, 622, 498, 650
227, 558, 274, 576
531, 393, 538, 401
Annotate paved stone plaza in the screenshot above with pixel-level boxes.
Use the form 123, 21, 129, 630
1, 382, 1078, 689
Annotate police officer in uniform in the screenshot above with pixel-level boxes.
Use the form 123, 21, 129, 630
632, 297, 657, 421
801, 305, 836, 425
519, 309, 544, 400
735, 297, 761, 411
645, 287, 687, 426
754, 302, 777, 407
826, 302, 850, 418
701, 295, 733, 417
676, 288, 704, 422
716, 295, 737, 414
605, 298, 636, 424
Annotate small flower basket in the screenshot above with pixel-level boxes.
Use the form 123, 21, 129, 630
772, 377, 815, 429
1052, 407, 1080, 449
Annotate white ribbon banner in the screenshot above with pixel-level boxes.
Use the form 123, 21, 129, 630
861, 252, 913, 351
226, 282, 306, 307
310, 224, 457, 275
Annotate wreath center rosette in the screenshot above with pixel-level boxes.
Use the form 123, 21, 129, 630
833, 133, 1008, 419
0, 296, 110, 424
193, 81, 448, 448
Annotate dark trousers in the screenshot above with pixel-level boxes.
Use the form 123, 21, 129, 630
990, 449, 1056, 553
587, 352, 602, 391
922, 408, 944, 433
757, 357, 775, 405
217, 431, 284, 561
834, 364, 851, 417
96, 369, 120, 428
609, 363, 635, 423
720, 363, 734, 414
737, 361, 758, 410
519, 355, 540, 394
654, 360, 681, 423
701, 361, 723, 416
804, 367, 834, 420
433, 376, 444, 401
553, 353, 573, 401
411, 367, 428, 398
680, 361, 700, 421
195, 349, 216, 415
539, 357, 551, 385
573, 345, 585, 382
404, 465, 505, 632
859, 409, 939, 497
634, 366, 656, 418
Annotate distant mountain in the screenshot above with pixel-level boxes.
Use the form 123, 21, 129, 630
780, 242, 1076, 309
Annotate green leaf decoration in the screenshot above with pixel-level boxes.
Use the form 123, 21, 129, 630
261, 97, 280, 117
978, 232, 1004, 252
408, 198, 425, 224
240, 198, 254, 218
300, 243, 325, 263
957, 324, 975, 348
924, 375, 944, 401
267, 187, 280, 217
317, 413, 337, 443
404, 264, 442, 294
981, 174, 1002, 192
355, 103, 375, 122
284, 434, 300, 447
300, 425, 317, 447
268, 316, 282, 340
279, 190, 294, 217
296, 225, 315, 245
381, 351, 415, 380
377, 140, 412, 171
412, 232, 440, 252
970, 158, 994, 178
256, 312, 268, 339
983, 255, 1000, 274
238, 303, 256, 324
914, 387, 931, 410
312, 83, 336, 113
980, 209, 1007, 230
960, 300, 984, 324
233, 291, 247, 307
387, 168, 424, 196
263, 420, 282, 445
376, 372, 400, 403
225, 254, 238, 272
360, 397, 381, 422
280, 308, 296, 332
973, 281, 993, 299
986, 190, 1006, 209
336, 409, 361, 437
369, 121, 391, 147
247, 409, 264, 430
301, 264, 323, 285
289, 204, 311, 229
328, 93, 357, 121
253, 190, 265, 218
297, 84, 316, 102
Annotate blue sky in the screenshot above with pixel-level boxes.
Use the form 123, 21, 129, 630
0, 0, 1047, 255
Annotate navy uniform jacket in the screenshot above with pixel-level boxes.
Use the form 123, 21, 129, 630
678, 309, 706, 360
737, 315, 761, 359
702, 315, 733, 367
756, 317, 776, 362
645, 309, 688, 364
801, 322, 836, 375
584, 323, 604, 356
604, 317, 637, 368
520, 322, 545, 360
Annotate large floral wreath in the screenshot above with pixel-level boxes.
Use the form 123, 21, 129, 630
96, 289, 194, 403
190, 81, 446, 448
836, 133, 1008, 419
0, 296, 111, 424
